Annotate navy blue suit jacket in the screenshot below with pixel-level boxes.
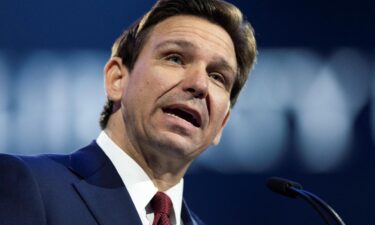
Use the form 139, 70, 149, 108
0, 142, 205, 225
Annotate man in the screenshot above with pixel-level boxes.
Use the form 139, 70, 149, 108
0, 0, 256, 224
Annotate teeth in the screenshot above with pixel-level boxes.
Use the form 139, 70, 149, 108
163, 108, 199, 127
169, 111, 192, 124
167, 113, 181, 119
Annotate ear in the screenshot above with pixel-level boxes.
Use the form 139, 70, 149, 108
212, 110, 231, 145
104, 57, 129, 102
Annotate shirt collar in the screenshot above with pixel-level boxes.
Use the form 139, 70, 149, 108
96, 131, 184, 225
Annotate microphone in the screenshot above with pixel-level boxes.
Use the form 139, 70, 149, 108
266, 177, 346, 225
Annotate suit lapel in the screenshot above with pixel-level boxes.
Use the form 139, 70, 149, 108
181, 199, 203, 225
73, 180, 142, 225
69, 142, 142, 225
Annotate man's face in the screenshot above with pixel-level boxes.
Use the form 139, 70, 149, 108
120, 15, 237, 160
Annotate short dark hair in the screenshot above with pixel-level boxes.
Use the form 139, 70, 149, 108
100, 0, 257, 129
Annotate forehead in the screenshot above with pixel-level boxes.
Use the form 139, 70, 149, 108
144, 15, 237, 68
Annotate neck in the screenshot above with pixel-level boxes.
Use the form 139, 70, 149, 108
104, 111, 191, 191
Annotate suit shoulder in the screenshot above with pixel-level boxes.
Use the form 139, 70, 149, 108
0, 152, 70, 185
1, 152, 76, 188
1, 152, 69, 172
0, 153, 37, 177
0, 153, 47, 224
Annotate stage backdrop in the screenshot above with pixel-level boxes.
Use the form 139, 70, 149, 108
0, 0, 374, 224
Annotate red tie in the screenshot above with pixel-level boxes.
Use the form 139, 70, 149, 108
151, 192, 173, 225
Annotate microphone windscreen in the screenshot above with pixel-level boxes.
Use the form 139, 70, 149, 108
266, 177, 303, 198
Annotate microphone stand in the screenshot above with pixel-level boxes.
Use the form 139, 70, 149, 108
266, 177, 346, 225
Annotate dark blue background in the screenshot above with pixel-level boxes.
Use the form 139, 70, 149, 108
1, 0, 374, 50
1, 0, 374, 224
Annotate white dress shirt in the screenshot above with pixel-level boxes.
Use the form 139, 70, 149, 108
96, 131, 184, 225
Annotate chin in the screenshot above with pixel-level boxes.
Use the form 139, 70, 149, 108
142, 126, 210, 159
152, 133, 206, 159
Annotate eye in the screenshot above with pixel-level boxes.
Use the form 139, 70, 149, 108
164, 54, 183, 65
209, 72, 226, 86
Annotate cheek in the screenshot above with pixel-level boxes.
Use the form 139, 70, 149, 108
125, 69, 177, 112
210, 94, 230, 125
151, 70, 182, 95
127, 73, 156, 99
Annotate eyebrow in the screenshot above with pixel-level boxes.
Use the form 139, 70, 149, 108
212, 56, 237, 77
155, 39, 237, 76
154, 40, 195, 51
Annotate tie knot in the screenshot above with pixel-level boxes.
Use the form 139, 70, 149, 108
151, 192, 173, 216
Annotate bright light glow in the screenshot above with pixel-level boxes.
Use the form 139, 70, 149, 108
69, 50, 107, 143
295, 67, 351, 172
0, 48, 371, 173
329, 48, 370, 117
0, 53, 9, 151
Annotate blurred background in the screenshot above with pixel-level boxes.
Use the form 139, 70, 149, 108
0, 0, 374, 224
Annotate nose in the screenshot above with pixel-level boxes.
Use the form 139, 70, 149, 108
182, 66, 209, 99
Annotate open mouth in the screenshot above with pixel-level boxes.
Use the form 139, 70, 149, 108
163, 107, 201, 128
